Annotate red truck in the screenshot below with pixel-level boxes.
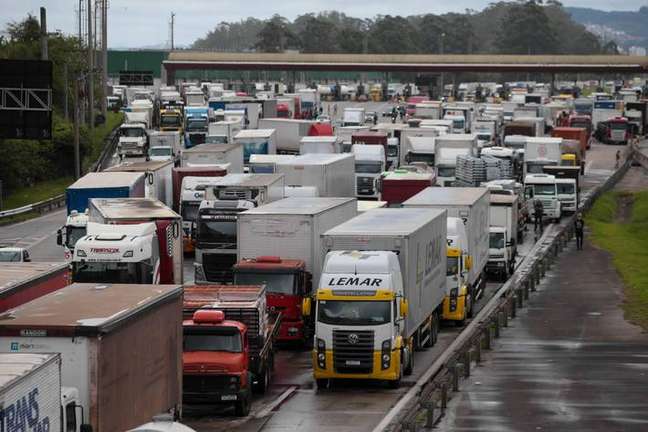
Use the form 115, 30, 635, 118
172, 165, 227, 212
552, 127, 589, 158
568, 115, 593, 149
0, 262, 69, 312
182, 285, 280, 416
381, 169, 436, 206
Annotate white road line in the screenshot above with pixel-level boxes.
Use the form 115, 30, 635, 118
254, 386, 298, 418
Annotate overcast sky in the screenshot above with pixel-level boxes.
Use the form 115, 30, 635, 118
1, 0, 645, 48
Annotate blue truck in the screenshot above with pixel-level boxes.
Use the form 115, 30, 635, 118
184, 106, 210, 149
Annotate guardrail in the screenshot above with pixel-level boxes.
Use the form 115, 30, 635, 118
0, 124, 121, 223
375, 156, 633, 432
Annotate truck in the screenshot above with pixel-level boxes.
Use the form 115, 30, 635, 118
592, 100, 623, 129
380, 170, 435, 206
105, 160, 174, 207
233, 129, 277, 163
159, 108, 184, 133
403, 187, 490, 324
129, 415, 196, 432
60, 172, 145, 258
207, 120, 242, 145
148, 131, 183, 164
184, 107, 210, 149
487, 194, 519, 280
551, 127, 588, 161
309, 208, 447, 387
118, 122, 149, 158
181, 143, 244, 173
0, 283, 183, 432
248, 154, 297, 173
275, 153, 355, 198
73, 198, 183, 284
524, 137, 562, 177
401, 135, 435, 167
194, 174, 285, 284
182, 285, 280, 416
342, 107, 365, 126
524, 173, 562, 221
336, 126, 371, 152
0, 262, 69, 312
351, 131, 388, 165
172, 166, 227, 212
503, 121, 534, 139
414, 103, 442, 120
233, 197, 357, 342
352, 144, 385, 199
257, 119, 314, 154
434, 134, 478, 186
300, 136, 341, 154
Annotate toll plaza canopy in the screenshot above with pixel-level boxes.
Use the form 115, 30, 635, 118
163, 52, 648, 78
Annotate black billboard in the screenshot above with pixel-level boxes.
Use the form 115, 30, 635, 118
0, 59, 53, 140
119, 70, 154, 86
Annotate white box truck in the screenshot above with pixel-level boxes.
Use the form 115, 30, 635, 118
233, 129, 277, 163
248, 154, 297, 173
403, 187, 490, 322
207, 120, 242, 144
105, 160, 174, 208
434, 134, 478, 186
275, 153, 355, 198
309, 208, 447, 387
487, 194, 519, 280
300, 136, 341, 154
148, 130, 182, 164
524, 137, 562, 177
342, 107, 365, 126
181, 143, 244, 173
257, 119, 313, 154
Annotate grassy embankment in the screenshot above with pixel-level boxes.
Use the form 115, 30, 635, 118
587, 190, 648, 329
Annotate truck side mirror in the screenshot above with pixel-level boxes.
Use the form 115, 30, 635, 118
465, 256, 473, 271
302, 298, 311, 317
399, 299, 409, 318
56, 229, 63, 246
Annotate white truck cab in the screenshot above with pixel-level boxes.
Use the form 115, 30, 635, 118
352, 144, 385, 199
443, 114, 467, 133
118, 123, 149, 158
57, 209, 89, 260
556, 178, 577, 213
524, 174, 562, 221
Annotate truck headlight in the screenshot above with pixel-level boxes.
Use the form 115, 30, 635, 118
449, 288, 458, 312
381, 340, 391, 370
317, 338, 326, 369
122, 250, 133, 258
76, 249, 86, 257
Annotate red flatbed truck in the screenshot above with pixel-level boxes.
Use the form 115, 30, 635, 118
182, 285, 281, 416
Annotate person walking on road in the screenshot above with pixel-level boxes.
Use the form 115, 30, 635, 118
533, 198, 544, 233
575, 213, 585, 250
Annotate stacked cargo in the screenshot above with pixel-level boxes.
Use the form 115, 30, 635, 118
455, 155, 486, 186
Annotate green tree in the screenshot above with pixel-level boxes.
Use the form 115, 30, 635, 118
444, 14, 477, 54
494, 1, 558, 54
336, 28, 365, 53
418, 14, 445, 53
369, 15, 421, 54
299, 16, 338, 53
255, 15, 299, 52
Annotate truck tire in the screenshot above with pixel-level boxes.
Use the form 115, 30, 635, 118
430, 313, 439, 346
255, 367, 270, 394
403, 347, 413, 376
316, 379, 329, 390
234, 393, 251, 417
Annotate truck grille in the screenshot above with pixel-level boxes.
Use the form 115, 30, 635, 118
356, 177, 375, 195
333, 330, 374, 374
189, 133, 206, 145
202, 253, 236, 283
184, 375, 232, 394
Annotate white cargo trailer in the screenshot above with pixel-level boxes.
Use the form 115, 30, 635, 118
257, 119, 314, 154
275, 153, 355, 197
105, 160, 174, 208
181, 143, 244, 173
237, 197, 357, 285
233, 129, 277, 163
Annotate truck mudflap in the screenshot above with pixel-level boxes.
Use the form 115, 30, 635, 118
312, 349, 401, 381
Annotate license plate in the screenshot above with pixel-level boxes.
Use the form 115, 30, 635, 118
221, 395, 237, 401
346, 360, 361, 366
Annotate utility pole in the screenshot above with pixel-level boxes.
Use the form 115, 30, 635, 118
101, 0, 108, 118
64, 63, 69, 121
74, 79, 81, 179
170, 12, 175, 50
40, 7, 48, 60
87, 0, 94, 129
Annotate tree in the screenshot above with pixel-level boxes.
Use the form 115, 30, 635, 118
444, 14, 477, 54
418, 14, 445, 53
336, 28, 365, 53
369, 15, 421, 54
494, 1, 558, 54
255, 15, 299, 52
299, 16, 338, 53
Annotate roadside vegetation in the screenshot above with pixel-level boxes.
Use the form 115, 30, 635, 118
587, 191, 648, 330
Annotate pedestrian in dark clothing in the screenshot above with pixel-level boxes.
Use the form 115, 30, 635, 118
533, 199, 544, 233
616, 150, 621, 168
575, 213, 585, 250
373, 112, 378, 125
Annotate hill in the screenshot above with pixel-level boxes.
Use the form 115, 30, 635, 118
566, 6, 648, 48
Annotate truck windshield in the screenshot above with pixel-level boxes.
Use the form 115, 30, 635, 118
526, 163, 547, 174
73, 262, 153, 284
181, 202, 200, 223
317, 300, 391, 326
453, 120, 465, 129
186, 119, 207, 131
0, 251, 21, 262
121, 128, 144, 138
477, 134, 492, 141
387, 145, 399, 157
532, 184, 556, 196
437, 167, 456, 178
355, 162, 382, 174
184, 328, 242, 353
197, 217, 237, 245
489, 232, 506, 249
149, 147, 171, 156
206, 135, 228, 144
408, 153, 434, 165
160, 115, 181, 127
557, 183, 575, 195
65, 226, 86, 249
447, 256, 459, 276
609, 122, 627, 130
235, 272, 296, 295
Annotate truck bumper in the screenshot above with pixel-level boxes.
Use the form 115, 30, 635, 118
184, 388, 249, 405
486, 260, 507, 273
312, 350, 401, 381
442, 293, 468, 322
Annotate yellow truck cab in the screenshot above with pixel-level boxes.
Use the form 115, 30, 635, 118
443, 217, 472, 323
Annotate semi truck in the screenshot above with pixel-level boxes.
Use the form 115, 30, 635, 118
401, 135, 436, 167
524, 173, 562, 222
233, 129, 277, 163
275, 153, 355, 198
207, 120, 242, 145
0, 283, 183, 432
352, 144, 385, 200
487, 194, 519, 280
403, 187, 490, 323
148, 131, 183, 164
434, 134, 478, 186
182, 285, 280, 416
524, 137, 562, 177
159, 108, 184, 133
0, 262, 69, 312
172, 165, 227, 212
181, 143, 244, 173
194, 174, 285, 284
73, 198, 183, 284
60, 172, 145, 259
309, 208, 447, 387
105, 160, 174, 208
184, 107, 209, 148
118, 122, 149, 158
233, 197, 357, 342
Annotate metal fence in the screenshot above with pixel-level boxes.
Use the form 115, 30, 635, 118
375, 157, 633, 432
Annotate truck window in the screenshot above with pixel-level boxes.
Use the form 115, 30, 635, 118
120, 127, 145, 138
317, 300, 391, 326
181, 202, 200, 223
489, 232, 506, 249
355, 162, 383, 174
532, 184, 556, 196
73, 262, 153, 284
0, 250, 21, 262
184, 328, 242, 353
447, 256, 459, 276
609, 122, 627, 130
234, 272, 296, 295
160, 115, 181, 127
557, 183, 575, 195
65, 226, 87, 249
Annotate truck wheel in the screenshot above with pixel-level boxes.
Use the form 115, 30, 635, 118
234, 394, 251, 417
316, 379, 329, 390
403, 347, 413, 376
430, 314, 439, 346
255, 368, 270, 394
466, 292, 474, 319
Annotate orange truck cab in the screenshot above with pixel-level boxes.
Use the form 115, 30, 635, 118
182, 285, 280, 416
567, 115, 592, 149
233, 257, 311, 343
